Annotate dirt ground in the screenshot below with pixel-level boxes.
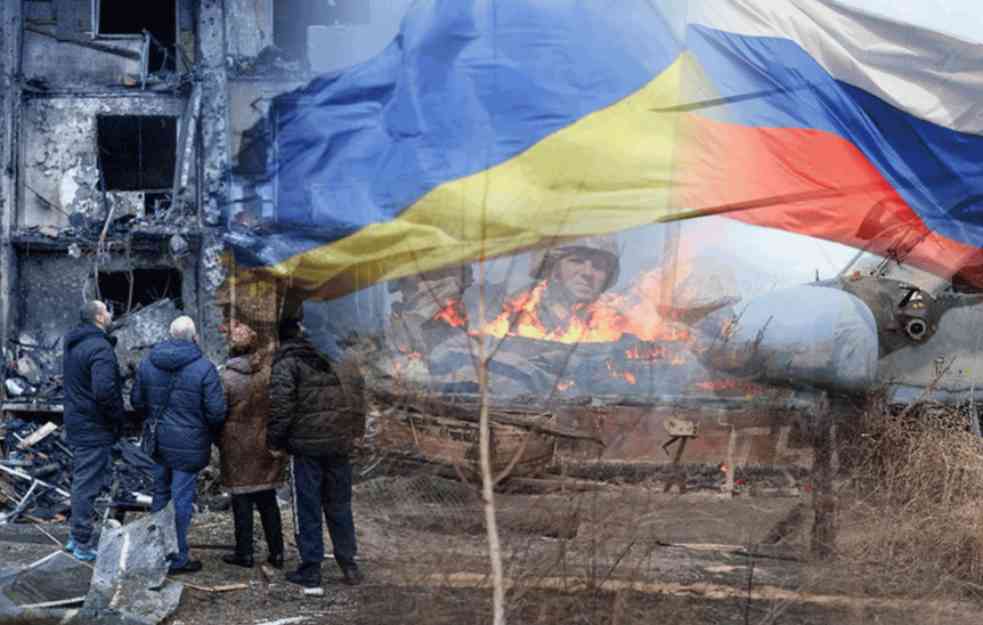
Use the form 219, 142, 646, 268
3, 473, 982, 625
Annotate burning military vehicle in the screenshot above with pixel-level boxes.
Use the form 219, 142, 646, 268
339, 231, 852, 482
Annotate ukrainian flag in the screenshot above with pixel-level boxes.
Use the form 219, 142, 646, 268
229, 0, 690, 299
228, 0, 983, 299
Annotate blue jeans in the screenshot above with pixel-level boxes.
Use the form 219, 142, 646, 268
69, 444, 113, 549
291, 455, 357, 568
151, 464, 199, 566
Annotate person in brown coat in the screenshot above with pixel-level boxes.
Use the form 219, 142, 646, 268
218, 321, 286, 569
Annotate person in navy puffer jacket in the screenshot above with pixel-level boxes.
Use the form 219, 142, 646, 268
62, 300, 126, 561
131, 315, 226, 575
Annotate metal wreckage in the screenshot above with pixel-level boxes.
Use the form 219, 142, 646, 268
334, 226, 983, 494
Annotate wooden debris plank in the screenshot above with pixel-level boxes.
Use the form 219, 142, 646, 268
372, 390, 602, 444
182, 582, 249, 593
18, 596, 86, 609
17, 422, 58, 450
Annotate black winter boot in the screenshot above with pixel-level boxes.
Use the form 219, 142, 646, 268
286, 561, 322, 588
340, 564, 364, 586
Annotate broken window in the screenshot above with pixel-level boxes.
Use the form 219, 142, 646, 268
274, 0, 371, 62
95, 0, 178, 72
96, 115, 177, 193
98, 268, 183, 316
144, 192, 172, 216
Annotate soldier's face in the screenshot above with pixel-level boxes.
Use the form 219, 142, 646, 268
552, 253, 611, 303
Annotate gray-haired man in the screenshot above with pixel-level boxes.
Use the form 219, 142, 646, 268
131, 316, 226, 574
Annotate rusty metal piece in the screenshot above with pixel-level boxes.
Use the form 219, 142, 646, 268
661, 418, 698, 494
662, 437, 690, 495
663, 417, 697, 438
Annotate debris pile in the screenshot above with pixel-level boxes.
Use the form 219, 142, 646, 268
3, 334, 63, 401
0, 420, 154, 524
3, 299, 182, 403
19, 205, 197, 242
112, 299, 181, 379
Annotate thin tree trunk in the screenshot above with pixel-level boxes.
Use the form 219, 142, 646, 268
477, 163, 505, 625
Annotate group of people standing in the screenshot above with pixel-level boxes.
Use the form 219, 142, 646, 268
61, 300, 364, 588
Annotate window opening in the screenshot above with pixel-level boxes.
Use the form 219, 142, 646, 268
97, 0, 177, 73
98, 268, 183, 315
97, 115, 177, 193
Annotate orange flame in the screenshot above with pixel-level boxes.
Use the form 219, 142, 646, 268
478, 276, 695, 346
606, 359, 638, 385
596, 269, 693, 343
479, 282, 624, 343
433, 300, 468, 328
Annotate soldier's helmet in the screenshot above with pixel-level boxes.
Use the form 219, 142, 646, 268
528, 235, 621, 292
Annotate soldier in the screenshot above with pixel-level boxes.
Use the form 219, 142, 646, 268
422, 236, 622, 396
523, 235, 621, 333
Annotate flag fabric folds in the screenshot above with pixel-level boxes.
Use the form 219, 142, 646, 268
229, 0, 983, 298
679, 0, 983, 287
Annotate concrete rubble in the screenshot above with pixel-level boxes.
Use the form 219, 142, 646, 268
0, 504, 181, 625
112, 299, 181, 381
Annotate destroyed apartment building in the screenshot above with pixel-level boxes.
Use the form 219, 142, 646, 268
0, 1, 375, 416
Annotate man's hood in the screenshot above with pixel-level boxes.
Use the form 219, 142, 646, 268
65, 323, 116, 349
149, 339, 202, 372
274, 335, 327, 365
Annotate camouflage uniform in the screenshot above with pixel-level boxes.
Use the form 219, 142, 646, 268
427, 237, 623, 397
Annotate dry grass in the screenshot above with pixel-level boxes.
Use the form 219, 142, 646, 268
838, 393, 983, 598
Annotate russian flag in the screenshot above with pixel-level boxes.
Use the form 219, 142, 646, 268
228, 0, 983, 298
679, 0, 983, 287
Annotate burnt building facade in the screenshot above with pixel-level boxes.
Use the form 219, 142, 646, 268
0, 0, 384, 412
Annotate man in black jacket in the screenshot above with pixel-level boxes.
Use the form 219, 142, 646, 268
131, 315, 226, 574
62, 300, 126, 561
268, 315, 366, 588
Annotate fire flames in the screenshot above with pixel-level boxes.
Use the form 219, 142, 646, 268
433, 299, 468, 328
606, 359, 639, 385
479, 281, 622, 343
414, 244, 759, 394
478, 272, 695, 346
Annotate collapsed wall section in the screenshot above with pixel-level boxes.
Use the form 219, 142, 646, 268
20, 96, 191, 228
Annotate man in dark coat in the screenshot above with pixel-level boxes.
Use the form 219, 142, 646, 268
62, 300, 126, 561
268, 315, 366, 588
131, 315, 226, 574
